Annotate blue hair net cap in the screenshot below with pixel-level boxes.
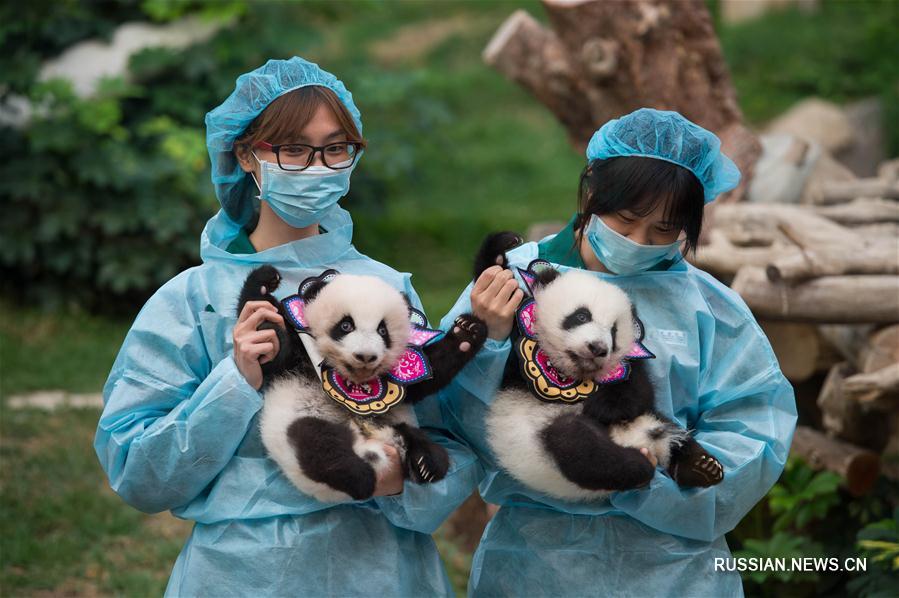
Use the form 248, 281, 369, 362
586, 108, 741, 203
205, 57, 363, 225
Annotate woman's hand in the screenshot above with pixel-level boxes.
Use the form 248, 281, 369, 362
471, 266, 524, 340
373, 444, 405, 496
233, 300, 284, 390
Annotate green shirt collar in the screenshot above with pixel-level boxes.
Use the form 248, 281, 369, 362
537, 216, 585, 268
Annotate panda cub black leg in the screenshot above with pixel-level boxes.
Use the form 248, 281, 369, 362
541, 413, 656, 491
287, 416, 378, 500
392, 422, 450, 484
668, 436, 724, 487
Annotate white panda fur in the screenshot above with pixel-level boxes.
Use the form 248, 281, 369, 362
260, 372, 417, 503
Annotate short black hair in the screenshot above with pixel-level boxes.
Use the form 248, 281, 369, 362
573, 156, 705, 255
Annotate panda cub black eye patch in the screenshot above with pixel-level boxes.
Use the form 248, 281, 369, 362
377, 319, 392, 349
611, 322, 618, 353
562, 307, 592, 330
330, 315, 355, 341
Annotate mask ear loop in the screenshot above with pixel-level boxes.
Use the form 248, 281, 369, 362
249, 151, 263, 194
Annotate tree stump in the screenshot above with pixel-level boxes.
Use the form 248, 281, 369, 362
483, 0, 760, 200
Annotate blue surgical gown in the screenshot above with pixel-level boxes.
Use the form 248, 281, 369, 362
94, 206, 481, 597
433, 237, 797, 597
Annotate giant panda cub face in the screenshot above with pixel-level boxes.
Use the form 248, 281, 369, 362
304, 275, 411, 384
532, 269, 637, 381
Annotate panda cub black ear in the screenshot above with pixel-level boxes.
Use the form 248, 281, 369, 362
400, 293, 414, 312
302, 280, 328, 304
532, 267, 561, 289
298, 269, 340, 304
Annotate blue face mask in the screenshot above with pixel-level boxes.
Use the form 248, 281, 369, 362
252, 153, 355, 228
585, 214, 683, 275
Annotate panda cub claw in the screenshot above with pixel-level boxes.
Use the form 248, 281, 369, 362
406, 444, 450, 484
670, 447, 725, 488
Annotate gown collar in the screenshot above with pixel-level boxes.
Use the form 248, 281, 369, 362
200, 205, 355, 267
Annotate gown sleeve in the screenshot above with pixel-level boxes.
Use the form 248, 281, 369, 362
435, 281, 512, 406
609, 301, 798, 542
94, 277, 266, 514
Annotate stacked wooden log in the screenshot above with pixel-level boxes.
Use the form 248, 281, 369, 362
693, 158, 899, 491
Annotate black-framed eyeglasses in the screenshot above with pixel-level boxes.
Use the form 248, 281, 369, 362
255, 141, 362, 171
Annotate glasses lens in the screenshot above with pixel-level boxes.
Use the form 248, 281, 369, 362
277, 144, 313, 171
323, 143, 358, 169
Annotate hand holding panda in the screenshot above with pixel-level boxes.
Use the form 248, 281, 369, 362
475, 233, 724, 501
236, 265, 488, 502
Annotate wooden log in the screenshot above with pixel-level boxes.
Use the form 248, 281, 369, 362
848, 222, 899, 238
691, 229, 790, 277
877, 158, 899, 182
818, 324, 877, 370
881, 412, 899, 481
765, 237, 899, 282
485, 0, 760, 199
859, 325, 899, 373
814, 198, 899, 225
844, 363, 899, 405
760, 321, 827, 383
711, 202, 857, 247
790, 425, 880, 496
482, 10, 594, 146
816, 178, 899, 204
819, 362, 891, 447
731, 267, 899, 323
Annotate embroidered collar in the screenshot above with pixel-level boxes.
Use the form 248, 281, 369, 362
281, 270, 443, 416
513, 259, 655, 404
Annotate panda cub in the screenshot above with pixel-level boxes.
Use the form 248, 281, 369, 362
477, 233, 724, 502
238, 265, 487, 503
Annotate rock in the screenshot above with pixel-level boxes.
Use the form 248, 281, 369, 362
6, 390, 103, 410
748, 133, 820, 204
837, 97, 886, 177
720, 0, 818, 24
39, 16, 228, 98
766, 98, 856, 154
800, 149, 858, 204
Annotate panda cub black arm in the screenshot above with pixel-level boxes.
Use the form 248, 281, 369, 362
237, 265, 315, 387
402, 314, 488, 403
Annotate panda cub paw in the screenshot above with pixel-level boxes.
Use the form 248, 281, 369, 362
450, 314, 488, 353
405, 443, 450, 484
670, 446, 725, 488
248, 264, 282, 296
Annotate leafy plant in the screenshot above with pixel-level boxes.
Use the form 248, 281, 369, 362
847, 509, 899, 597
767, 459, 842, 531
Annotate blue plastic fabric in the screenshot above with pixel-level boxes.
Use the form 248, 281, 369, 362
94, 205, 481, 596
438, 240, 797, 597
205, 57, 363, 226
586, 108, 742, 203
